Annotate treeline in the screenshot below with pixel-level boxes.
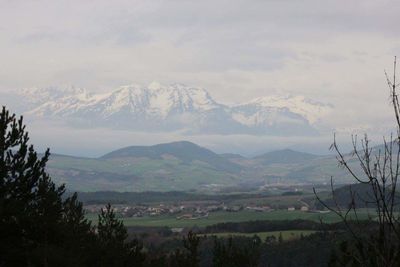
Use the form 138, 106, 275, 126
204, 219, 324, 233
143, 226, 371, 267
141, 231, 336, 267
202, 219, 364, 234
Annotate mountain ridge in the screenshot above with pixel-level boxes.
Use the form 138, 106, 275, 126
254, 149, 320, 164
14, 83, 332, 136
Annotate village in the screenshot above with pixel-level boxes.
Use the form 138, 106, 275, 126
84, 201, 316, 220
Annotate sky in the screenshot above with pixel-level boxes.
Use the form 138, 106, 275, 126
1, 0, 400, 156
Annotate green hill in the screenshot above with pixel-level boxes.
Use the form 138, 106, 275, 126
45, 141, 369, 192
101, 141, 242, 173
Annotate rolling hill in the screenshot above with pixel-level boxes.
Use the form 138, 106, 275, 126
43, 141, 365, 192
100, 141, 242, 173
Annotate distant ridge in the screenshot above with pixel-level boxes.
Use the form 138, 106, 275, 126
254, 149, 319, 164
219, 153, 247, 160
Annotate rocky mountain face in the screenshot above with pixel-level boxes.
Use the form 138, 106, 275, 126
9, 82, 332, 135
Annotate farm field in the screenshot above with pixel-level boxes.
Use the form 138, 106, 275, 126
87, 210, 375, 228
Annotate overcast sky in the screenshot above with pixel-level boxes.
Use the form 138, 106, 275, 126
1, 0, 400, 155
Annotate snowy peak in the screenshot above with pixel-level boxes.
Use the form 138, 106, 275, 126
23, 83, 221, 120
239, 95, 332, 124
97, 83, 220, 118
101, 85, 150, 116
147, 82, 219, 113
21, 86, 90, 104
16, 83, 332, 136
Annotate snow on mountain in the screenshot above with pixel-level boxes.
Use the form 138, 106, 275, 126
231, 106, 308, 127
236, 95, 332, 125
21, 86, 89, 105
17, 83, 332, 135
23, 83, 221, 119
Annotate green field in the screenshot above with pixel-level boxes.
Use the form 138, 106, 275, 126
208, 230, 317, 241
87, 210, 375, 228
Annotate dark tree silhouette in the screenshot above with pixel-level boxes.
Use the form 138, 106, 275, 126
96, 203, 145, 267
0, 107, 145, 266
0, 106, 73, 266
212, 236, 261, 267
170, 231, 200, 267
315, 58, 400, 266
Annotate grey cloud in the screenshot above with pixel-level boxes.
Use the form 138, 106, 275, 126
1, 0, 400, 153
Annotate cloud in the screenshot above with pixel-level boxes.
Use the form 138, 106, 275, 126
24, 118, 336, 157
1, 0, 400, 154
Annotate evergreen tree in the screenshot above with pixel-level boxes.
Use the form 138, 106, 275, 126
0, 107, 144, 266
0, 106, 71, 265
97, 203, 145, 267
169, 231, 200, 267
60, 193, 98, 266
182, 231, 200, 267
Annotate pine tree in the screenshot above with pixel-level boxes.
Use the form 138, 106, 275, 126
0, 107, 93, 266
0, 106, 146, 266
97, 203, 145, 267
61, 193, 97, 266
169, 231, 200, 267
0, 106, 66, 265
182, 231, 200, 267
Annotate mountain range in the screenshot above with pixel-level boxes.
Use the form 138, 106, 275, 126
45, 140, 358, 192
3, 83, 333, 136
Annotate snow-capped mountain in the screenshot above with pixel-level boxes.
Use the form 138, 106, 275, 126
12, 83, 332, 135
25, 82, 220, 117
21, 86, 90, 105
239, 95, 332, 124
